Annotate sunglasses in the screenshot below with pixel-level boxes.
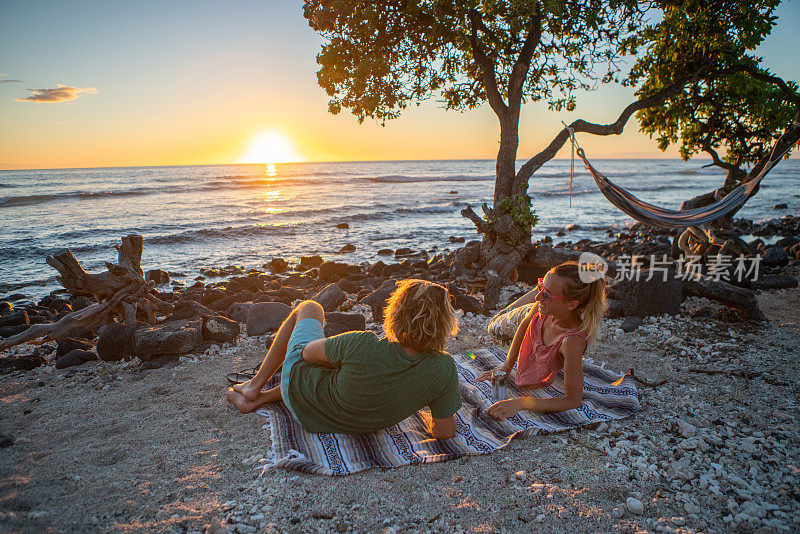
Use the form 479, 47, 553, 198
537, 278, 565, 302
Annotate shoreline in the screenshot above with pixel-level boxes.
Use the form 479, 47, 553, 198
1, 216, 799, 533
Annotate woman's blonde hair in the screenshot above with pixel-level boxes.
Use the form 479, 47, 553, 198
383, 279, 458, 353
551, 261, 606, 342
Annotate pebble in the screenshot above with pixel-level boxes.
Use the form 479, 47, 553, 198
625, 497, 644, 515
514, 470, 527, 480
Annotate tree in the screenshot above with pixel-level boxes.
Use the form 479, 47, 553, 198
303, 0, 799, 300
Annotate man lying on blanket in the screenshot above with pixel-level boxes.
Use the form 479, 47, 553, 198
227, 279, 462, 439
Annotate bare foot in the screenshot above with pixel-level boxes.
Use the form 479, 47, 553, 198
226, 386, 281, 414
232, 378, 263, 402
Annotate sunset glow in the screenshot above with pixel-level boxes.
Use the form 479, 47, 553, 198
238, 131, 304, 164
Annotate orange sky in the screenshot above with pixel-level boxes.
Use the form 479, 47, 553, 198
0, 3, 797, 170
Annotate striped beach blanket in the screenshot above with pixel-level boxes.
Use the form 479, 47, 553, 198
257, 346, 639, 476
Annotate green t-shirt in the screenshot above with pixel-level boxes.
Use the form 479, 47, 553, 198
286, 331, 462, 434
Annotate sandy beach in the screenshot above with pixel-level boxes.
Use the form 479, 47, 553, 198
1, 234, 798, 533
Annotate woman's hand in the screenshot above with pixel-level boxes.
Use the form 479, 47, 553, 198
475, 365, 510, 382
487, 398, 526, 420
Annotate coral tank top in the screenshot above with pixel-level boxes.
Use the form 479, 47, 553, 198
515, 313, 589, 389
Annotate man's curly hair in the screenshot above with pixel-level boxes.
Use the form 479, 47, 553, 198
383, 279, 458, 353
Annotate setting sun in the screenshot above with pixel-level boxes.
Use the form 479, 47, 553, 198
237, 130, 304, 164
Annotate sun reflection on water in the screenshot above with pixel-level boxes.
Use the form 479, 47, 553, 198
265, 163, 277, 177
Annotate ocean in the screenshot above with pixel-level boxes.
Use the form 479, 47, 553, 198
1, 159, 798, 299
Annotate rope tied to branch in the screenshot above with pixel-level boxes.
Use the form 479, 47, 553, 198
562, 122, 585, 208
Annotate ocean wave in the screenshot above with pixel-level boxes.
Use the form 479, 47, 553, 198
145, 224, 298, 246
366, 174, 494, 183
395, 205, 457, 214
0, 186, 185, 208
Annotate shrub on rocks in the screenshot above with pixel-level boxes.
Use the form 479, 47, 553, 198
135, 317, 202, 361
202, 315, 240, 343
311, 283, 346, 312
97, 323, 136, 361
614, 268, 682, 318
246, 302, 291, 336
55, 349, 97, 369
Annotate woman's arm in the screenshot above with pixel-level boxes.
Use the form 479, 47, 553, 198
476, 305, 537, 382
487, 334, 586, 418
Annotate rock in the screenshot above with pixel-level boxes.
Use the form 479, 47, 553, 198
318, 261, 356, 281
739, 501, 765, 519
56, 337, 94, 359
325, 312, 366, 332
514, 470, 527, 480
134, 317, 202, 360
246, 302, 292, 336
446, 283, 482, 314
605, 299, 625, 319
684, 502, 702, 515
267, 258, 288, 274
96, 323, 136, 362
0, 302, 12, 312
55, 349, 97, 369
339, 244, 356, 253
202, 316, 240, 343
614, 268, 682, 318
337, 279, 359, 294
311, 283, 347, 312
336, 222, 349, 229
0, 310, 29, 328
70, 296, 94, 311
377, 249, 393, 256
145, 269, 170, 284
773, 203, 788, 210
749, 274, 798, 291
169, 300, 214, 321
776, 236, 800, 249
225, 303, 251, 323
611, 508, 624, 519
625, 497, 644, 515
394, 247, 414, 257
621, 316, 643, 332
0, 435, 14, 448
360, 286, 394, 323
0, 353, 47, 372
676, 419, 697, 438
300, 255, 324, 269
761, 246, 789, 267
0, 324, 30, 338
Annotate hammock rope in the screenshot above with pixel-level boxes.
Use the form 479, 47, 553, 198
562, 122, 798, 229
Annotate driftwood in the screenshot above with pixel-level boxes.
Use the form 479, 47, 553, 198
683, 276, 766, 321
0, 235, 173, 353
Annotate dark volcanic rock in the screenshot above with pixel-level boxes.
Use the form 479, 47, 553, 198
614, 268, 682, 318
300, 255, 324, 269
377, 249, 393, 256
360, 286, 395, 323
336, 222, 349, 229
146, 269, 171, 285
750, 274, 799, 291
267, 258, 288, 274
337, 279, 360, 294
0, 302, 12, 313
55, 349, 97, 369
324, 312, 366, 333
70, 296, 94, 311
773, 203, 788, 210
246, 302, 292, 336
318, 262, 357, 281
97, 323, 136, 362
0, 353, 47, 373
225, 302, 251, 323
202, 315, 240, 343
368, 261, 386, 277
169, 300, 215, 321
135, 317, 202, 360
621, 316, 643, 332
0, 310, 29, 328
339, 244, 356, 253
605, 299, 625, 319
446, 283, 482, 314
311, 283, 347, 312
762, 246, 789, 267
56, 337, 94, 359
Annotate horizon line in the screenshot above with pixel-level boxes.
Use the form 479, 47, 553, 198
0, 156, 713, 172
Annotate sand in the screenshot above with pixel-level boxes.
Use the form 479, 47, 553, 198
1, 287, 798, 533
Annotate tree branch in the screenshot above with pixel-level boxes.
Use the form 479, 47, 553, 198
516, 76, 692, 182
468, 9, 508, 119
508, 14, 542, 112
460, 205, 491, 234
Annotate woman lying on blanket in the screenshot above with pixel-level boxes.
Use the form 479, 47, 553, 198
476, 261, 605, 420
227, 279, 462, 439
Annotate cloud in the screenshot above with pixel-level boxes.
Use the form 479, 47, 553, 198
16, 84, 97, 103
0, 74, 22, 83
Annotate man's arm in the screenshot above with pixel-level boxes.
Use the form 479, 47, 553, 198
428, 415, 456, 439
301, 339, 334, 367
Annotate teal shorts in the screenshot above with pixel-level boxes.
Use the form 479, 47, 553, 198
280, 317, 324, 419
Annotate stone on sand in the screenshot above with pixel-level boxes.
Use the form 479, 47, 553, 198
246, 302, 291, 336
